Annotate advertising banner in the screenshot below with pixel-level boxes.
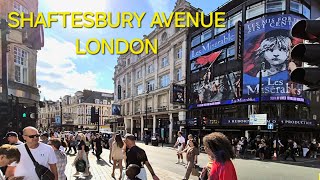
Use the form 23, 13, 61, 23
190, 29, 235, 60
55, 116, 61, 125
171, 84, 185, 104
112, 104, 121, 116
191, 71, 241, 104
243, 14, 303, 98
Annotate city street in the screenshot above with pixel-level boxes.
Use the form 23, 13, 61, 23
64, 142, 320, 180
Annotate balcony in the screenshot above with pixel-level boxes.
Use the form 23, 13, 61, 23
157, 106, 168, 112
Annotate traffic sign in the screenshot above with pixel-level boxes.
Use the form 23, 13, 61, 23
249, 114, 267, 125
267, 123, 274, 130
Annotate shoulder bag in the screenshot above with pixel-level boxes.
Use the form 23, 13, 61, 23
24, 144, 55, 180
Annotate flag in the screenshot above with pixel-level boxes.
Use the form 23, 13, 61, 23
196, 51, 222, 65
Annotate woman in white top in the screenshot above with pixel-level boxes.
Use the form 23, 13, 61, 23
111, 134, 124, 180
0, 144, 21, 180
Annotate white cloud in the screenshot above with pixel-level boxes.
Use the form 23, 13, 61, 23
37, 36, 113, 101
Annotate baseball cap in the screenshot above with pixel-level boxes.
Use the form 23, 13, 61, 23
4, 131, 18, 139
124, 133, 136, 141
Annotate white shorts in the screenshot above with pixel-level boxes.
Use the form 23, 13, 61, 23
177, 145, 183, 153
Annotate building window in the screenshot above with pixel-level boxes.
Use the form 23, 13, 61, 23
95, 99, 100, 104
228, 11, 242, 28
227, 46, 235, 57
136, 69, 142, 79
266, 0, 285, 13
147, 64, 154, 74
176, 69, 182, 81
13, 1, 28, 13
160, 74, 170, 88
176, 47, 182, 59
302, 5, 310, 19
161, 57, 169, 68
246, 2, 265, 20
201, 29, 212, 42
14, 47, 28, 84
161, 32, 168, 43
191, 35, 201, 48
290, 0, 302, 14
147, 80, 155, 91
137, 84, 143, 95
214, 21, 227, 35
103, 100, 108, 104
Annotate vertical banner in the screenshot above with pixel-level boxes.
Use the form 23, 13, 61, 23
171, 84, 185, 104
112, 104, 121, 115
235, 21, 243, 61
243, 15, 303, 98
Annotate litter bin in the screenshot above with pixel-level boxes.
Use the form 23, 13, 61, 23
151, 138, 158, 146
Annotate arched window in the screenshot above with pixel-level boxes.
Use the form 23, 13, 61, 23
161, 32, 168, 42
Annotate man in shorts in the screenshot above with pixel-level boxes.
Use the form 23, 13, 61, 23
174, 131, 185, 164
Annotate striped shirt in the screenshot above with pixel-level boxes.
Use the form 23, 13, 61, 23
54, 150, 67, 180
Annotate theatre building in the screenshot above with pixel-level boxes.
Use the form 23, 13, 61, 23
186, 0, 320, 144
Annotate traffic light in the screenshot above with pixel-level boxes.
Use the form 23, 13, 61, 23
193, 118, 198, 126
21, 106, 27, 118
90, 107, 99, 123
290, 19, 320, 88
202, 117, 207, 126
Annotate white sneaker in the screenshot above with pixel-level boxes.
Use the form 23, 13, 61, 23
181, 161, 185, 164
175, 161, 180, 164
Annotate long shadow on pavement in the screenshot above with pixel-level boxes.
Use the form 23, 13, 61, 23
96, 158, 111, 167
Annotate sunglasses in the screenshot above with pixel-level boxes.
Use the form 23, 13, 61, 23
25, 134, 40, 138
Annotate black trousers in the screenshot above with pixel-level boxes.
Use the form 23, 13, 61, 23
67, 146, 77, 154
284, 149, 296, 161
96, 147, 102, 159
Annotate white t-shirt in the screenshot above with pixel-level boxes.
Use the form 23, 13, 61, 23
177, 136, 185, 146
14, 143, 58, 180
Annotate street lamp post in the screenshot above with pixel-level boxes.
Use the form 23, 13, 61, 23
258, 62, 265, 134
145, 89, 149, 135
59, 98, 63, 131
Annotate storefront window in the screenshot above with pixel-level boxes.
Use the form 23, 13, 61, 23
266, 0, 285, 13
228, 11, 242, 28
290, 0, 302, 14
246, 2, 265, 20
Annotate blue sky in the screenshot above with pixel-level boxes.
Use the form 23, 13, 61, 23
37, 0, 228, 100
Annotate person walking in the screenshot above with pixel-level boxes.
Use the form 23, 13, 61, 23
0, 144, 21, 180
181, 139, 199, 180
73, 133, 91, 177
111, 134, 124, 180
124, 134, 159, 180
109, 133, 116, 164
284, 139, 296, 162
6, 126, 58, 180
174, 131, 186, 164
202, 132, 237, 180
4, 132, 23, 146
48, 138, 67, 180
94, 133, 103, 160
67, 135, 77, 154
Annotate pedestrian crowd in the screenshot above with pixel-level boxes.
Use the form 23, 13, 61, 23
229, 135, 320, 162
0, 127, 162, 180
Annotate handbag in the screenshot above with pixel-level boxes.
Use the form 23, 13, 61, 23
25, 144, 55, 180
75, 159, 86, 172
192, 166, 200, 177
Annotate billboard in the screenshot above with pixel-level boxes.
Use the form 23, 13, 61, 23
191, 70, 241, 104
112, 104, 121, 116
55, 116, 61, 125
243, 14, 303, 98
171, 84, 185, 103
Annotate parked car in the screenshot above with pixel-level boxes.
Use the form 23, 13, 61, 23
100, 131, 115, 149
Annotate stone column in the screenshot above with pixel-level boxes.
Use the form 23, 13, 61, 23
140, 116, 144, 141
169, 113, 173, 143
153, 115, 156, 135
130, 118, 133, 134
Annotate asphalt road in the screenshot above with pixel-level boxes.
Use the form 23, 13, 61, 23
136, 142, 320, 180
